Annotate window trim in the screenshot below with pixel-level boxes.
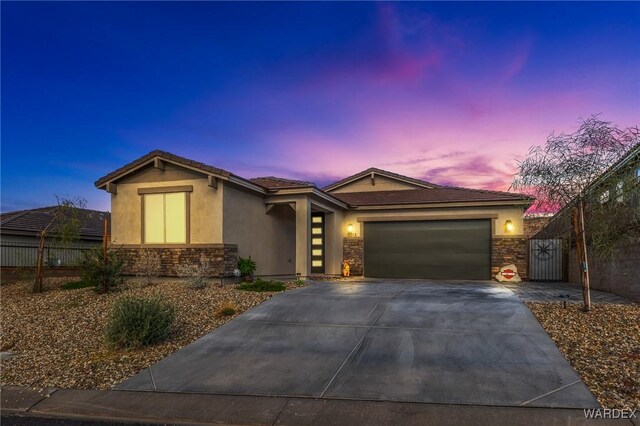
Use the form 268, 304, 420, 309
141, 190, 190, 244
137, 185, 193, 195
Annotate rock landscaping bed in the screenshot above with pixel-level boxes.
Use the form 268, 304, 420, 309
1, 277, 304, 390
527, 302, 640, 409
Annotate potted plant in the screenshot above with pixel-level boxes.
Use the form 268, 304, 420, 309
237, 256, 257, 282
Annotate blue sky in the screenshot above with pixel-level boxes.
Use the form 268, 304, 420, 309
2, 1, 639, 212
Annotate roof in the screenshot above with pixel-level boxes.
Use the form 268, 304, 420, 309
1, 207, 110, 239
250, 176, 316, 190
323, 167, 439, 192
332, 187, 534, 207
95, 150, 233, 188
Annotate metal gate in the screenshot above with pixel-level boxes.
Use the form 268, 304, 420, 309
529, 238, 563, 281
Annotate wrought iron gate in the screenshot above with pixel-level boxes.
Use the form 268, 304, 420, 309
529, 238, 563, 281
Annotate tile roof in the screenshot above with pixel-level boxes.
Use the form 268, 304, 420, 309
332, 188, 534, 207
250, 176, 316, 190
323, 167, 439, 191
95, 150, 232, 188
1, 207, 110, 239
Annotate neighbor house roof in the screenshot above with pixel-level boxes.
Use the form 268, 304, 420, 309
0, 207, 110, 240
332, 188, 534, 207
250, 176, 316, 190
323, 167, 439, 192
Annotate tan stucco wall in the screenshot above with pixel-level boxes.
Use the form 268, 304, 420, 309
110, 175, 222, 245
341, 205, 526, 238
223, 184, 296, 277
323, 209, 344, 275
330, 175, 420, 193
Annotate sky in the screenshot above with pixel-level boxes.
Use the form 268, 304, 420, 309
2, 1, 639, 212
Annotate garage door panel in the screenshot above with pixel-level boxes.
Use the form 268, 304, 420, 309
364, 220, 491, 280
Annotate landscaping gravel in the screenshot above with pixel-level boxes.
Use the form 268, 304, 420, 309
1, 278, 304, 390
527, 302, 640, 409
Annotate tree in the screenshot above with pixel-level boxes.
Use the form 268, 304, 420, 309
512, 116, 639, 311
33, 196, 87, 292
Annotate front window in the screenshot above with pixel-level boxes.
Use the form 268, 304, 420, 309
144, 192, 187, 243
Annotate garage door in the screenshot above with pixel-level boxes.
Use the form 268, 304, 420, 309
364, 220, 491, 279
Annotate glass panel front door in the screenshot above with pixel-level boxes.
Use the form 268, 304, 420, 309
311, 212, 325, 274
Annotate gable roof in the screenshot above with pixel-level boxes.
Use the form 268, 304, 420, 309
250, 176, 316, 190
323, 167, 439, 192
0, 206, 110, 240
95, 150, 234, 188
332, 187, 533, 207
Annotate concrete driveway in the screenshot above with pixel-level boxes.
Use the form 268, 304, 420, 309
116, 280, 598, 408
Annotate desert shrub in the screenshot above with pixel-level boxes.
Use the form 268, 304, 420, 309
80, 247, 124, 293
175, 255, 212, 289
237, 278, 286, 292
216, 302, 237, 317
133, 249, 162, 285
237, 256, 257, 278
106, 295, 175, 348
61, 279, 93, 290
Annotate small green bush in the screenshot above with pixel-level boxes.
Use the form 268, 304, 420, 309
61, 279, 94, 290
237, 278, 286, 292
80, 247, 124, 293
237, 256, 257, 277
106, 296, 176, 348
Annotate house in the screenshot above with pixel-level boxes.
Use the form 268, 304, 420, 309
533, 144, 640, 301
95, 150, 534, 280
0, 206, 110, 267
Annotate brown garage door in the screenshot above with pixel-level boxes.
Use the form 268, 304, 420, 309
363, 220, 491, 279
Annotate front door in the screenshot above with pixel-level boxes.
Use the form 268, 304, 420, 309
311, 212, 325, 274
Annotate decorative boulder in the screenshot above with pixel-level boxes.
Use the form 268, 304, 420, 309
495, 264, 522, 283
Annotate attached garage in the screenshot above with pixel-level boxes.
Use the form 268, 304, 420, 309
363, 219, 491, 280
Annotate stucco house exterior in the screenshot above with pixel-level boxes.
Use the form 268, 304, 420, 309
95, 150, 534, 280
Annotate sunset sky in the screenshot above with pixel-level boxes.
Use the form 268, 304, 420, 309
2, 2, 639, 212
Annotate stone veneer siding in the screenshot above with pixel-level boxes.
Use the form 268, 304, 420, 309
491, 237, 528, 280
118, 245, 238, 277
343, 237, 364, 276
523, 216, 551, 239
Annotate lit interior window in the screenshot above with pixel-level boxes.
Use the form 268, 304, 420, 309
312, 249, 322, 256
312, 216, 323, 223
312, 260, 323, 267
312, 227, 322, 235
312, 238, 322, 245
599, 190, 610, 204
144, 192, 186, 244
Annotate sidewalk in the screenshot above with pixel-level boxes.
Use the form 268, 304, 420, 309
1, 386, 634, 426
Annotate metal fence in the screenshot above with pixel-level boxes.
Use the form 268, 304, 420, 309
0, 241, 96, 268
529, 238, 564, 281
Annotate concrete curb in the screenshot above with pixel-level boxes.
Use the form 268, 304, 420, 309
1, 386, 632, 425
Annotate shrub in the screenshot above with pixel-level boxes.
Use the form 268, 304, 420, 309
175, 255, 212, 289
216, 302, 237, 317
237, 278, 286, 292
106, 295, 176, 349
80, 247, 124, 293
133, 249, 162, 285
237, 256, 257, 277
61, 279, 94, 290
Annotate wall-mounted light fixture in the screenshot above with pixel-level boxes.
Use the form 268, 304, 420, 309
505, 220, 514, 233
347, 223, 354, 237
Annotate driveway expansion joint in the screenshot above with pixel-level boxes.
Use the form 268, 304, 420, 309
519, 380, 582, 406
